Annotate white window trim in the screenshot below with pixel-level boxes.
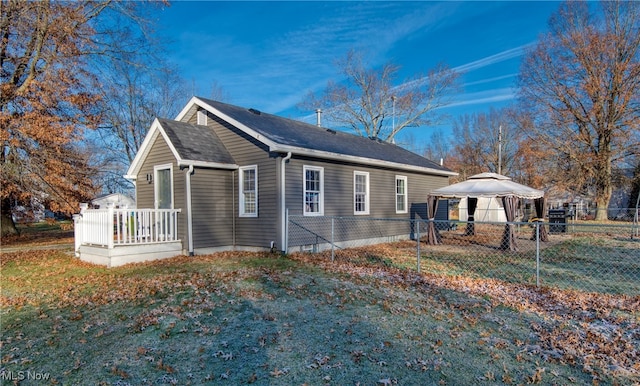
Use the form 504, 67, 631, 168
303, 165, 324, 216
395, 175, 408, 214
154, 163, 174, 209
239, 165, 258, 217
353, 171, 370, 215
197, 109, 208, 125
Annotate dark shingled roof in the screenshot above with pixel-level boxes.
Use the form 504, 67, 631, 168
158, 118, 235, 165
197, 97, 451, 173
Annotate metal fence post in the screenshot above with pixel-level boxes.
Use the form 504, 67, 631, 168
416, 219, 421, 273
285, 208, 289, 254
331, 217, 335, 263
536, 221, 540, 287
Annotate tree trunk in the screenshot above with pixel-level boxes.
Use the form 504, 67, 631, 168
595, 186, 612, 222
1, 198, 19, 237
595, 202, 610, 221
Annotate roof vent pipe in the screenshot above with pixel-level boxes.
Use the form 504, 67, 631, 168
315, 109, 322, 127
440, 158, 443, 166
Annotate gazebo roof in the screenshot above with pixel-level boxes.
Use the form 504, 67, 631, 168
430, 172, 544, 200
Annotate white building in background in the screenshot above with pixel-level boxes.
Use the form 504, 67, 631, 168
91, 193, 135, 209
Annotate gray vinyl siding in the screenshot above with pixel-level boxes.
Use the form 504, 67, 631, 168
190, 168, 234, 248
285, 156, 449, 246
285, 156, 448, 217
135, 133, 187, 249
179, 107, 450, 250
192, 111, 279, 249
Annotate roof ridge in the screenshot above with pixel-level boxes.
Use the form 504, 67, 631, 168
192, 96, 455, 176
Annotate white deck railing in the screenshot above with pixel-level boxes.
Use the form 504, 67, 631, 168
74, 204, 181, 250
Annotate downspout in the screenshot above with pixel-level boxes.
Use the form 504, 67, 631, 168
280, 152, 292, 253
185, 164, 195, 256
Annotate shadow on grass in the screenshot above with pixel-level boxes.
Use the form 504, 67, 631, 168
1, 252, 600, 385
1, 222, 74, 248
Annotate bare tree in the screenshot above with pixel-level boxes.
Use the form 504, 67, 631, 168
518, 1, 640, 221
630, 157, 640, 211
447, 108, 520, 182
210, 80, 230, 102
95, 56, 190, 193
301, 50, 459, 142
419, 129, 451, 166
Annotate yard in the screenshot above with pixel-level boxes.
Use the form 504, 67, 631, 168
396, 227, 640, 295
0, 221, 74, 249
1, 243, 639, 385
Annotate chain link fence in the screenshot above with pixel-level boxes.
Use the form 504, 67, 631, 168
287, 215, 640, 296
605, 207, 640, 222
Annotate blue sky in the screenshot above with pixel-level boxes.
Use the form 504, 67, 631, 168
154, 1, 561, 143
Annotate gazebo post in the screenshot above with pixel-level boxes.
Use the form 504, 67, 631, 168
425, 195, 441, 245
500, 195, 518, 251
531, 197, 549, 242
464, 197, 477, 236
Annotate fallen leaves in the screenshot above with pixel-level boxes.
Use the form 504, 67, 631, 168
0, 250, 278, 310
156, 357, 175, 373
289, 243, 640, 381
269, 367, 289, 377
2, 248, 638, 384
212, 351, 234, 361
527, 367, 545, 384
533, 318, 640, 379
110, 365, 129, 379
306, 353, 332, 369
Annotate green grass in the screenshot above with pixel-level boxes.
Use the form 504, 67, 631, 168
11, 221, 73, 237
376, 234, 640, 296
537, 237, 640, 294
2, 250, 638, 385
1, 221, 74, 249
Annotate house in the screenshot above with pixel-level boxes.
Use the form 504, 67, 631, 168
76, 97, 456, 266
91, 193, 135, 209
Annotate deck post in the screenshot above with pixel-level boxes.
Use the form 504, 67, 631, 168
107, 203, 114, 249
74, 203, 88, 257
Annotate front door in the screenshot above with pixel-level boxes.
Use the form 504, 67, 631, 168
155, 164, 173, 209
154, 164, 173, 240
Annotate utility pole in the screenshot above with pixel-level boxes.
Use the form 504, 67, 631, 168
498, 125, 502, 175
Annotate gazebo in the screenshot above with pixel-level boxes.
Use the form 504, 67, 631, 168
427, 172, 547, 251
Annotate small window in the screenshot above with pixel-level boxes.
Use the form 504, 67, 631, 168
197, 109, 208, 125
239, 165, 258, 217
304, 166, 324, 216
354, 171, 369, 215
396, 175, 408, 213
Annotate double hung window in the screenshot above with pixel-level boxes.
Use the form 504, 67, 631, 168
354, 171, 369, 215
395, 175, 408, 213
239, 166, 258, 217
304, 166, 324, 216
